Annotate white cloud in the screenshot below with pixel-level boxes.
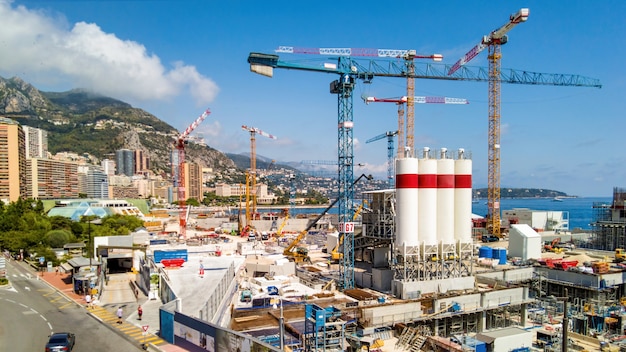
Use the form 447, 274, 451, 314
0, 1, 218, 105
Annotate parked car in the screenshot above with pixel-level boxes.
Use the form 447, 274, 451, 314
45, 332, 75, 352
481, 235, 499, 243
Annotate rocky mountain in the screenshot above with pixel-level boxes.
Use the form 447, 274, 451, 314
0, 76, 236, 174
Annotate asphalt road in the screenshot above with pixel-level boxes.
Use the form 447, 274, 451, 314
0, 259, 143, 352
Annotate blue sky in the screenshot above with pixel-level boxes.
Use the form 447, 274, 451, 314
0, 1, 623, 197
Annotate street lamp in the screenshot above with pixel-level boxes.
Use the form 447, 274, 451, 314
272, 297, 284, 351
549, 288, 569, 352
87, 218, 92, 268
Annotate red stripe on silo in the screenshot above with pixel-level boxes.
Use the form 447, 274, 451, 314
437, 174, 454, 188
455, 175, 472, 188
396, 174, 418, 188
418, 174, 437, 188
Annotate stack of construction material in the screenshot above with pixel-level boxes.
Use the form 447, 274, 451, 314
592, 261, 610, 274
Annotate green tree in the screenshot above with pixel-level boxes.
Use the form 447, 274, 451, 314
45, 229, 71, 248
33, 245, 60, 266
0, 230, 38, 254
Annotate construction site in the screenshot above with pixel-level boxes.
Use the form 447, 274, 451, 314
136, 7, 626, 352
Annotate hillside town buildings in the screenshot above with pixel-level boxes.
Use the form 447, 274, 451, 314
0, 117, 285, 205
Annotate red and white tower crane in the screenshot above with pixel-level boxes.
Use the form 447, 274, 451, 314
174, 108, 211, 239
448, 8, 529, 238
363, 95, 469, 157
241, 125, 277, 227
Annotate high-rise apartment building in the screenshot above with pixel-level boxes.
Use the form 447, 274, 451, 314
185, 162, 203, 202
22, 126, 48, 159
115, 149, 134, 176
26, 158, 80, 199
0, 117, 27, 202
101, 159, 116, 176
134, 150, 150, 174
78, 164, 108, 198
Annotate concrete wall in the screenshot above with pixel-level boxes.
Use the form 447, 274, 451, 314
250, 218, 310, 233
476, 267, 534, 283
434, 293, 482, 313
481, 287, 526, 308
372, 247, 389, 268
244, 261, 295, 277
535, 267, 625, 288
361, 301, 423, 328
392, 277, 475, 299
372, 268, 393, 292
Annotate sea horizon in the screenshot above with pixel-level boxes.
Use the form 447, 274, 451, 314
254, 196, 610, 231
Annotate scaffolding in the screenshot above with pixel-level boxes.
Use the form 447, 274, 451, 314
361, 190, 395, 239
591, 187, 626, 250
304, 304, 345, 351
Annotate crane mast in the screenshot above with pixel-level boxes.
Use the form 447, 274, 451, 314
241, 125, 277, 228
174, 108, 211, 239
448, 8, 528, 237
366, 130, 398, 187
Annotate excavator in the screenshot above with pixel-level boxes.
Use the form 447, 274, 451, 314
544, 238, 564, 253
284, 174, 373, 263
284, 198, 339, 263
330, 232, 343, 263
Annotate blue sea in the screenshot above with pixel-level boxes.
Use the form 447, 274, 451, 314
261, 197, 611, 231
470, 197, 611, 230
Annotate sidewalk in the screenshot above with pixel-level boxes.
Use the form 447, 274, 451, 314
38, 269, 189, 351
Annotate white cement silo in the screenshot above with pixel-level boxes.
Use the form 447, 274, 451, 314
418, 148, 437, 246
454, 149, 472, 243
437, 148, 455, 244
395, 158, 419, 247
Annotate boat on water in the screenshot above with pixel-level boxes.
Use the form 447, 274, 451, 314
553, 197, 564, 202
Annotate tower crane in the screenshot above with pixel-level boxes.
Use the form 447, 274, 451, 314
174, 108, 211, 239
363, 95, 469, 158
447, 8, 528, 238
248, 44, 600, 289
241, 125, 277, 228
277, 46, 442, 156
366, 130, 398, 187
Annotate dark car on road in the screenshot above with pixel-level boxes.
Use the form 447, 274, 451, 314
481, 235, 500, 243
45, 332, 75, 351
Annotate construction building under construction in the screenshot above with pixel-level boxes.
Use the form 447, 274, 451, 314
225, 148, 540, 351
148, 160, 626, 351
590, 187, 626, 251
220, 151, 626, 352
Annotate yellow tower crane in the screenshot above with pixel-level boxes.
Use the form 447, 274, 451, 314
448, 8, 529, 238
241, 125, 277, 227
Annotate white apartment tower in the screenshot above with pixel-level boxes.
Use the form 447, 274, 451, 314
23, 126, 48, 159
